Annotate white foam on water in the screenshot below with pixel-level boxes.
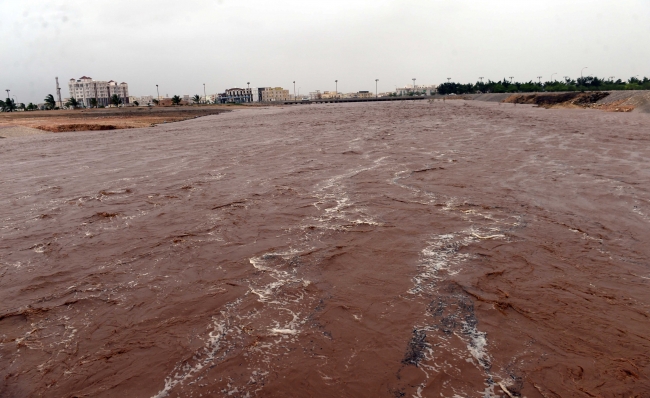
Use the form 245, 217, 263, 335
392, 163, 522, 396
151, 299, 241, 398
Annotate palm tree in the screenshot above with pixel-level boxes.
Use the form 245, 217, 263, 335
152, 99, 159, 106
27, 102, 36, 111
66, 97, 80, 109
110, 94, 122, 107
44, 94, 56, 109
171, 95, 182, 106
192, 94, 201, 104
3, 98, 16, 112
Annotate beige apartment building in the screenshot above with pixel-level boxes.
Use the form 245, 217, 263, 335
352, 91, 374, 98
259, 87, 290, 102
68, 76, 129, 107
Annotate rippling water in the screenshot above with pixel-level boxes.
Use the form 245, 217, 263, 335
1, 101, 649, 397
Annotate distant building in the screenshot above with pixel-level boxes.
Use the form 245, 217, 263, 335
321, 91, 338, 99
157, 98, 189, 106
259, 87, 290, 102
201, 94, 216, 103
395, 84, 437, 96
68, 76, 129, 107
218, 88, 254, 103
351, 91, 373, 98
309, 90, 322, 100
129, 95, 154, 105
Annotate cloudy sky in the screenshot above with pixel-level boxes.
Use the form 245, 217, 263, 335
2, 0, 649, 103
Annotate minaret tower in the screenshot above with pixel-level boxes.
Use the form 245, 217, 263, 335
55, 77, 63, 108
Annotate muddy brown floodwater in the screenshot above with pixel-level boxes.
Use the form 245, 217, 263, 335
1, 101, 649, 398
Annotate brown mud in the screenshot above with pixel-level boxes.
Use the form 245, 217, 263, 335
1, 102, 649, 397
0, 106, 233, 132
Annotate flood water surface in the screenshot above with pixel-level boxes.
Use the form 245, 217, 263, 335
1, 101, 649, 397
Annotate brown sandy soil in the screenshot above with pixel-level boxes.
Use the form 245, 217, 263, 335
1, 102, 649, 397
0, 105, 237, 132
501, 92, 637, 112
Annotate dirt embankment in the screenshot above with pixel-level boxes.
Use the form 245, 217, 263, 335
0, 106, 234, 133
501, 92, 637, 111
431, 91, 650, 113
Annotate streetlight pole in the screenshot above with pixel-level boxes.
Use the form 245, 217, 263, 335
412, 78, 416, 94
203, 83, 206, 104
5, 89, 9, 99
375, 79, 379, 98
293, 81, 296, 101
335, 80, 338, 98
537, 76, 542, 84
509, 76, 514, 83
156, 85, 160, 105
447, 78, 451, 83
581, 67, 588, 78
479, 77, 484, 83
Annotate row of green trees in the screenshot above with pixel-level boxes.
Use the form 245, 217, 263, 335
436, 76, 650, 95
3, 92, 210, 111
0, 98, 39, 111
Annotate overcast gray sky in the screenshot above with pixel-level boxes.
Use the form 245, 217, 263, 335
2, 0, 649, 103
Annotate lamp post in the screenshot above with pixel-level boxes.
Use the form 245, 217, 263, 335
5, 89, 9, 99
509, 76, 514, 83
581, 67, 588, 78
447, 77, 451, 83
537, 76, 542, 84
246, 82, 250, 102
293, 81, 296, 101
203, 83, 206, 104
156, 85, 160, 105
412, 78, 416, 94
479, 77, 484, 83
375, 79, 379, 98
335, 80, 338, 98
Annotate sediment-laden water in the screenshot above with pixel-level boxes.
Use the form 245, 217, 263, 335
1, 101, 649, 397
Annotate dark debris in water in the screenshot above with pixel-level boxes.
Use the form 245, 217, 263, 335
402, 329, 428, 366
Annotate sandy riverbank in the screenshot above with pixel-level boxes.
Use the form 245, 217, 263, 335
0, 105, 237, 134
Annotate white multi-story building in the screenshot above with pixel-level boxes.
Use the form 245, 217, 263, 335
68, 76, 129, 107
395, 84, 437, 96
220, 88, 254, 103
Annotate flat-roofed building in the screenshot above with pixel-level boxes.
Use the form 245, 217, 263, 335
395, 84, 437, 96
68, 76, 129, 107
219, 88, 253, 103
129, 95, 154, 106
351, 91, 373, 98
259, 87, 290, 102
321, 91, 338, 99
